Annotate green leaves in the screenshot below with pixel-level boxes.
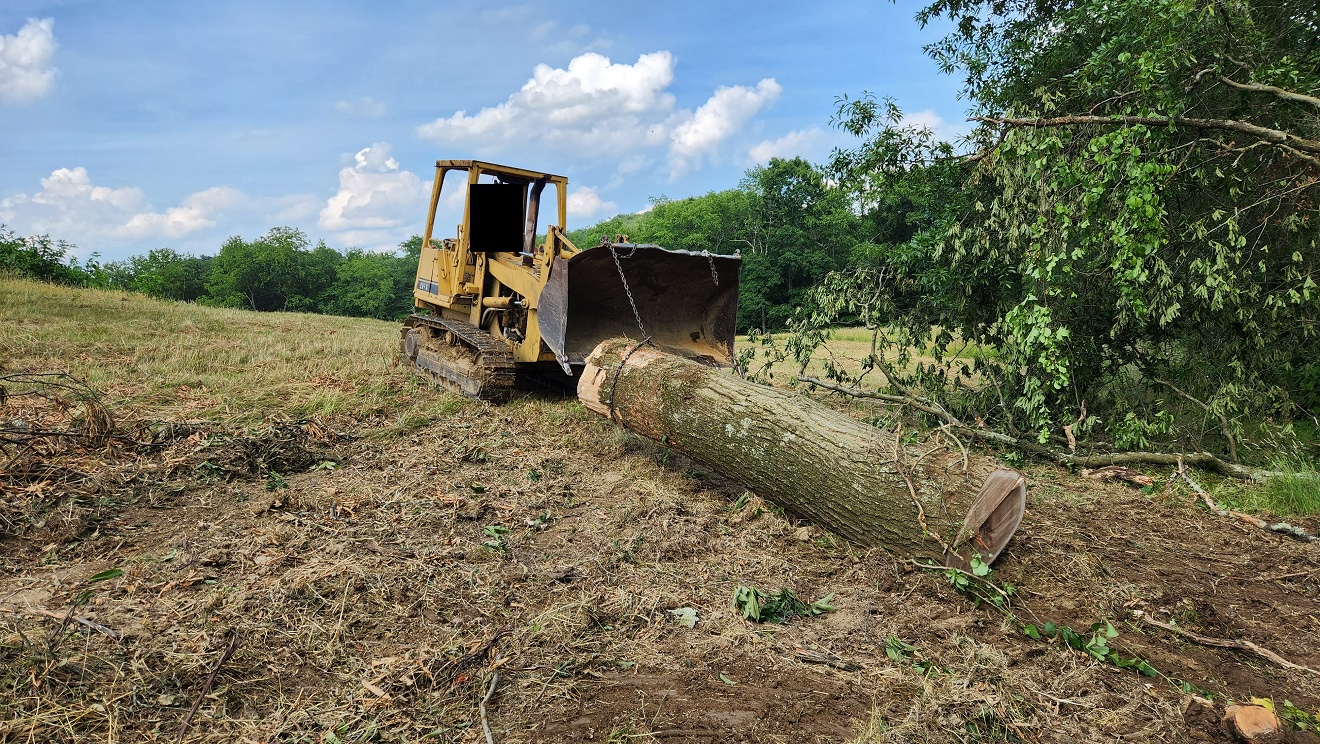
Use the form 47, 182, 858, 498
88, 568, 123, 583
1021, 619, 1157, 676
733, 585, 836, 624
811, 0, 1320, 451
482, 524, 510, 553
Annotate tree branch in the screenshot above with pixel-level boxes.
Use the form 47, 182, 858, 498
1217, 74, 1320, 111
970, 115, 1320, 156
1152, 378, 1238, 463
797, 375, 1262, 480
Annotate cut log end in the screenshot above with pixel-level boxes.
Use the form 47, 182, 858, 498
946, 469, 1027, 570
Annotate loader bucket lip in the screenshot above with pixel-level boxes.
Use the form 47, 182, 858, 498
538, 243, 741, 373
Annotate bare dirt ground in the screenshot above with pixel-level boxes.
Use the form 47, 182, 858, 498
3, 389, 1318, 743
2, 282, 1318, 743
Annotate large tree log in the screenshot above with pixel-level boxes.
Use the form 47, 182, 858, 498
578, 339, 1026, 566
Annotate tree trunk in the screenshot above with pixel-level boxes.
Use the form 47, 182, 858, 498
578, 339, 1026, 566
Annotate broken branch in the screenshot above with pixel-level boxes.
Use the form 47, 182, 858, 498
1139, 615, 1319, 677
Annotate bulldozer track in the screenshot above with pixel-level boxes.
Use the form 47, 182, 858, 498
403, 314, 517, 403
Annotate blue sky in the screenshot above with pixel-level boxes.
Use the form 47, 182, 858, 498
0, 1, 965, 262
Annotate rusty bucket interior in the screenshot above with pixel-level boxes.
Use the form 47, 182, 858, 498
538, 243, 742, 373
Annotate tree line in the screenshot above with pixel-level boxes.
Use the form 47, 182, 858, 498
2, 156, 868, 333
0, 225, 422, 321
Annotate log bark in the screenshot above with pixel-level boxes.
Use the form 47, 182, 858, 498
578, 339, 1027, 565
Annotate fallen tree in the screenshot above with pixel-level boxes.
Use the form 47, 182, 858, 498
578, 339, 1027, 566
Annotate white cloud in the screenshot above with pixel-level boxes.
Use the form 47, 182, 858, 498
669, 79, 781, 178
749, 127, 825, 164
418, 51, 677, 156
334, 96, 386, 117
122, 187, 245, 238
318, 143, 427, 241
0, 18, 56, 103
566, 186, 616, 219
900, 109, 969, 143
0, 167, 243, 248
419, 51, 784, 180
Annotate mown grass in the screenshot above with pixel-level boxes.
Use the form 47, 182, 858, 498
0, 276, 464, 427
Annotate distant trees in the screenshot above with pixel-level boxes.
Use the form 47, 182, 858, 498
0, 227, 98, 286
568, 157, 863, 333
0, 223, 421, 322
117, 249, 213, 302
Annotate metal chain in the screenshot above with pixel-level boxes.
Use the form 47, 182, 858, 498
703, 249, 719, 286
608, 242, 649, 339
607, 335, 651, 423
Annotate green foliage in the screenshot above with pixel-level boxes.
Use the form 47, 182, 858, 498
0, 225, 104, 287
883, 634, 917, 663
7, 224, 425, 322
111, 248, 213, 301
1210, 460, 1320, 517
569, 158, 863, 333
206, 226, 325, 311
1260, 471, 1320, 516
932, 557, 1162, 680
482, 524, 510, 553
321, 248, 416, 320
732, 585, 835, 623
793, 0, 1319, 454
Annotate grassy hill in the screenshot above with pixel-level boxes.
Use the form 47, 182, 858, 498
1, 277, 427, 425
2, 278, 1318, 743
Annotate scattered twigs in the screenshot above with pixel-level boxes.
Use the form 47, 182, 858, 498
1176, 459, 1318, 542
36, 608, 119, 641
0, 372, 116, 447
1138, 615, 1319, 677
907, 559, 1043, 626
175, 630, 240, 744
438, 629, 509, 686
893, 425, 949, 555
479, 651, 502, 744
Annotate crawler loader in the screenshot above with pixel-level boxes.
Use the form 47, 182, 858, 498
401, 160, 742, 400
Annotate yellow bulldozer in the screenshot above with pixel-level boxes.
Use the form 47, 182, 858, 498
401, 160, 742, 400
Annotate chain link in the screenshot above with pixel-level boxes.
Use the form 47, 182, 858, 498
608, 242, 649, 339
703, 249, 719, 286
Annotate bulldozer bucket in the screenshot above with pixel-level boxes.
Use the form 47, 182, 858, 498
538, 243, 741, 374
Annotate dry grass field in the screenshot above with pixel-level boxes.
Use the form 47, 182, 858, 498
2, 278, 1318, 743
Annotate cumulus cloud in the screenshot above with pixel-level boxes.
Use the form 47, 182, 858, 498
334, 96, 386, 117
418, 51, 783, 180
669, 79, 781, 177
122, 187, 246, 238
418, 51, 676, 156
748, 127, 826, 165
566, 186, 616, 219
901, 109, 969, 143
319, 143, 427, 240
0, 167, 243, 249
0, 18, 56, 102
